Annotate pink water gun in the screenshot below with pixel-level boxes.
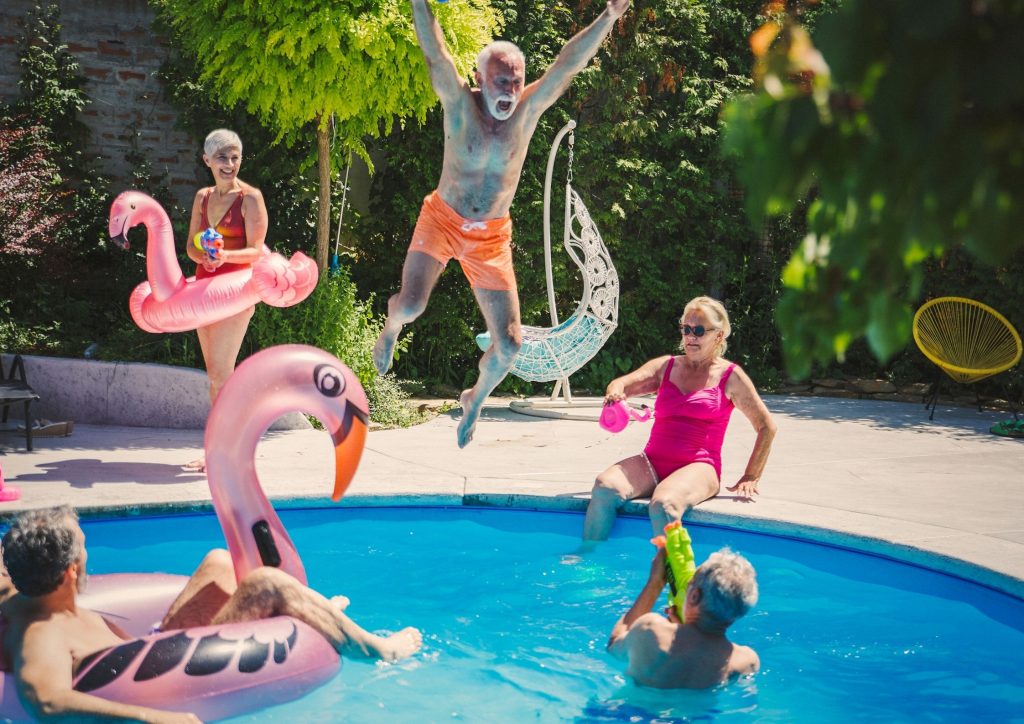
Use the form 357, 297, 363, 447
599, 400, 652, 433
193, 227, 224, 260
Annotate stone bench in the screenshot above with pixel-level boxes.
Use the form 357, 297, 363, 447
0, 354, 308, 433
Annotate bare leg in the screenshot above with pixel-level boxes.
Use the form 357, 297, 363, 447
648, 463, 720, 535
213, 566, 422, 662
582, 455, 657, 544
373, 251, 445, 375
457, 288, 522, 448
160, 549, 237, 630
189, 305, 255, 471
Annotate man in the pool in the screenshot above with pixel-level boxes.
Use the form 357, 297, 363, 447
608, 547, 759, 688
0, 506, 421, 722
373, 0, 631, 448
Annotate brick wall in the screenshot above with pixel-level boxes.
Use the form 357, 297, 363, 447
0, 0, 200, 209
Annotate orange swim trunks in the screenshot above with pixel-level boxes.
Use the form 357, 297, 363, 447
408, 191, 516, 292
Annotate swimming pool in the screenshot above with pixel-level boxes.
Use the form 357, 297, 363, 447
76, 506, 1024, 722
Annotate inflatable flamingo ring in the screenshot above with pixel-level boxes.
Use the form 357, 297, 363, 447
109, 190, 319, 333
0, 346, 370, 721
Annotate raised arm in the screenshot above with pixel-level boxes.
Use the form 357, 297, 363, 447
607, 549, 667, 658
524, 0, 630, 115
17, 624, 200, 722
410, 0, 467, 105
725, 366, 777, 499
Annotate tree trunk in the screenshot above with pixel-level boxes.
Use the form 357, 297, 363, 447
316, 121, 331, 277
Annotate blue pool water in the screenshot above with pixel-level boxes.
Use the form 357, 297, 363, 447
76, 507, 1024, 722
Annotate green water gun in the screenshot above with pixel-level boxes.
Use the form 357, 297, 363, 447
651, 521, 696, 620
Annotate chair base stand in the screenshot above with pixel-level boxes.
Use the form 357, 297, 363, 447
509, 396, 651, 422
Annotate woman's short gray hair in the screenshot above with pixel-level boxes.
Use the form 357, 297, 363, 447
691, 548, 758, 626
680, 295, 731, 357
204, 128, 243, 157
476, 41, 525, 78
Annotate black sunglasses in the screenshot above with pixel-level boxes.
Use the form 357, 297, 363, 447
679, 324, 717, 337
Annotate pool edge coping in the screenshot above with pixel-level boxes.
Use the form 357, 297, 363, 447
61, 491, 1024, 602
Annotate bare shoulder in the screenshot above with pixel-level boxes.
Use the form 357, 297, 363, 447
240, 183, 268, 218
643, 355, 674, 376
240, 182, 264, 202
20, 616, 64, 651
731, 643, 760, 674
721, 358, 748, 379
722, 360, 758, 393
631, 611, 668, 632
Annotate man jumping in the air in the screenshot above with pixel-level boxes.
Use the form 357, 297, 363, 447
373, 0, 631, 447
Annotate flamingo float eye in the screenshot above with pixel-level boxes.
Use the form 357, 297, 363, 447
130, 203, 136, 210
313, 363, 345, 398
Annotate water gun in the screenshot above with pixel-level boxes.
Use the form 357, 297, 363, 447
598, 400, 651, 433
193, 227, 224, 260
651, 521, 696, 620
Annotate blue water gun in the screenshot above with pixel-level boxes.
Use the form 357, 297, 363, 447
193, 227, 224, 260
651, 521, 696, 620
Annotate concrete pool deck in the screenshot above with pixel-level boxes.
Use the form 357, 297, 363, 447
1, 395, 1022, 597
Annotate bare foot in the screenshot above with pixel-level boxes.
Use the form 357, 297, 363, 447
457, 388, 479, 448
330, 595, 351, 612
377, 627, 423, 662
182, 457, 206, 474
372, 328, 398, 376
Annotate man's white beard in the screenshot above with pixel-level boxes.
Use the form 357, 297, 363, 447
483, 87, 518, 121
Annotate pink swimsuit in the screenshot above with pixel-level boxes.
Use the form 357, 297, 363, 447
643, 357, 737, 481
196, 187, 250, 279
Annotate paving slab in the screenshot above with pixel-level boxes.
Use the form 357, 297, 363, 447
1, 394, 1021, 597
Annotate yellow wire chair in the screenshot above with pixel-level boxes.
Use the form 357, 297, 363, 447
912, 296, 1022, 420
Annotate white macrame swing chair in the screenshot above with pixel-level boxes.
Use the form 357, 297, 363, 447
476, 119, 619, 419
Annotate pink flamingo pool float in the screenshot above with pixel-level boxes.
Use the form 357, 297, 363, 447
0, 345, 370, 720
109, 190, 318, 333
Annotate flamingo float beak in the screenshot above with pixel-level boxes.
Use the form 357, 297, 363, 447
330, 403, 370, 501
108, 198, 135, 250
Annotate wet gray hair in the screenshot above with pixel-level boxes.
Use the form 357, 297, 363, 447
680, 295, 731, 357
2, 505, 82, 597
690, 548, 758, 626
476, 41, 525, 78
204, 128, 243, 157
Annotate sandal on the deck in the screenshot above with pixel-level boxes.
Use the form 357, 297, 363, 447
990, 419, 1024, 438
16, 419, 74, 437
182, 458, 207, 473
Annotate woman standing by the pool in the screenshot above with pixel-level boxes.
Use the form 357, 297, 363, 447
183, 129, 269, 473
583, 296, 776, 540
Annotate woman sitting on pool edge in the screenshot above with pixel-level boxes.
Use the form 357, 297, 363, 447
583, 296, 776, 541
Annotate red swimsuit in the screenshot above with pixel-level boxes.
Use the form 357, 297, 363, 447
195, 187, 250, 279
643, 357, 737, 481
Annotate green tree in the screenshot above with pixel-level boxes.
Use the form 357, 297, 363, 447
722, 0, 1024, 378
153, 0, 500, 275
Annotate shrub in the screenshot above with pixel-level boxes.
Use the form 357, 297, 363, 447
0, 119, 68, 258
245, 266, 417, 425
